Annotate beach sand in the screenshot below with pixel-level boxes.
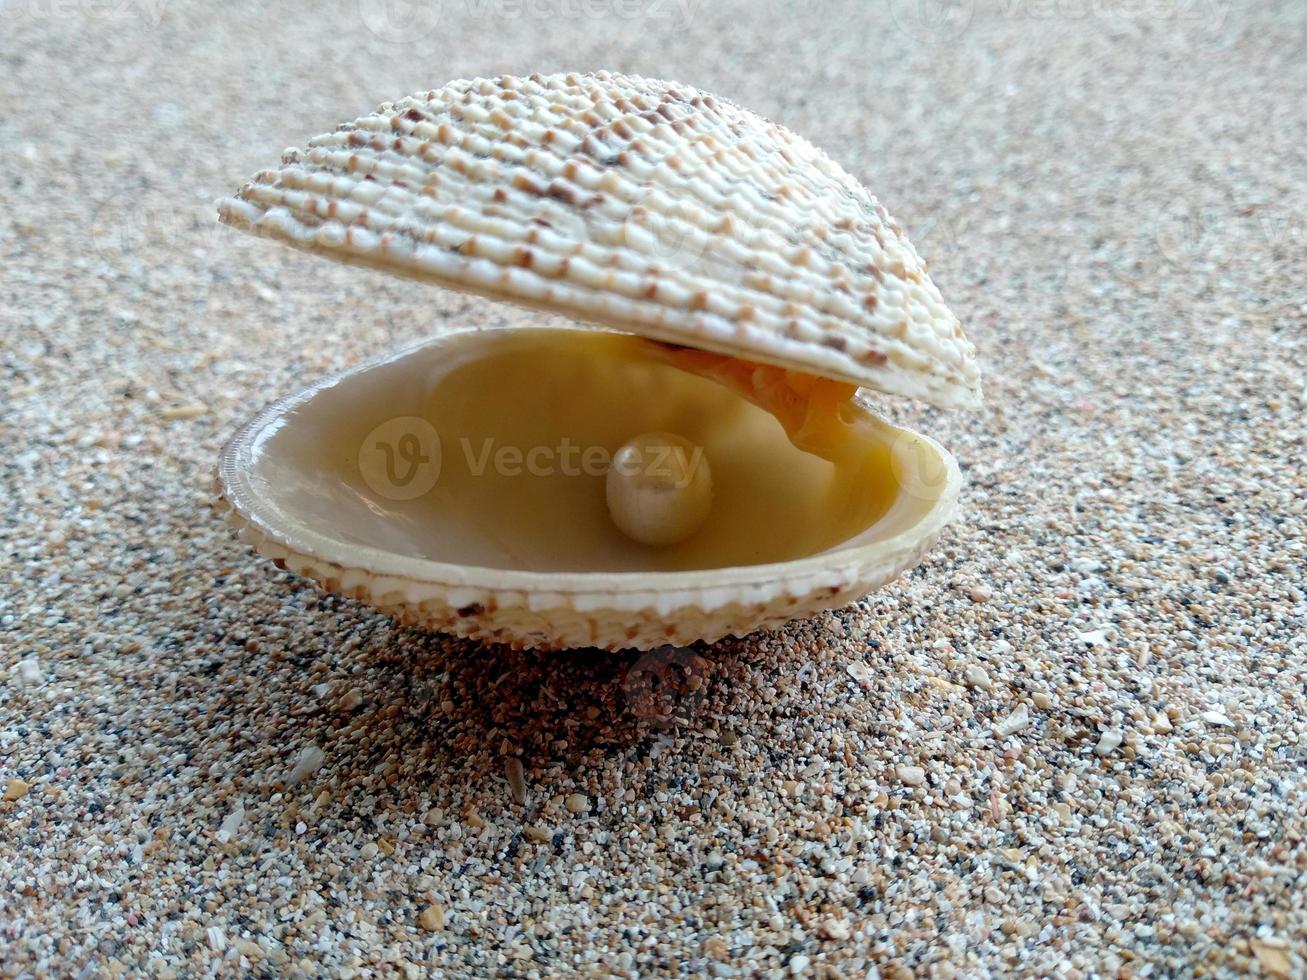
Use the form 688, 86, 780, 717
2, 1, 1305, 975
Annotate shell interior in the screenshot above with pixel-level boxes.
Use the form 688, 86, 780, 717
218, 327, 960, 649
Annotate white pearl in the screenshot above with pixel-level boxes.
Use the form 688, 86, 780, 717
605, 432, 712, 546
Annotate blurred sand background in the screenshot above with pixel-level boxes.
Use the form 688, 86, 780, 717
2, 0, 1305, 975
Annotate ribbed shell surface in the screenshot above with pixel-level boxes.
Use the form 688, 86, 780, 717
218, 71, 981, 408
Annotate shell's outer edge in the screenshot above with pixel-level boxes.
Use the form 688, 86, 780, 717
214, 484, 953, 652
217, 70, 982, 410
213, 327, 963, 651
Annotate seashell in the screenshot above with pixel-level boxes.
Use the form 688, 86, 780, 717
219, 71, 980, 408
214, 71, 981, 651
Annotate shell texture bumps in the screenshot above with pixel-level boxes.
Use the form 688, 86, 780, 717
218, 70, 981, 408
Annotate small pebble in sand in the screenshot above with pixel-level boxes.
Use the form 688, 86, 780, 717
505, 757, 528, 806
4, 778, 31, 801
897, 765, 926, 787
160, 403, 208, 421
216, 804, 245, 844
995, 704, 1030, 738
12, 658, 43, 688
967, 584, 993, 602
821, 918, 851, 940
964, 665, 994, 691
845, 660, 873, 686
337, 688, 364, 712
1095, 729, 1124, 756
286, 745, 325, 785
418, 903, 445, 932
565, 793, 589, 814
1250, 938, 1293, 978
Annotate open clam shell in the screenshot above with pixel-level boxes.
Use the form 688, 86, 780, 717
216, 327, 960, 651
215, 71, 980, 650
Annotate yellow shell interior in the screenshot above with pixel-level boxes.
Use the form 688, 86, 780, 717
245, 328, 916, 573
